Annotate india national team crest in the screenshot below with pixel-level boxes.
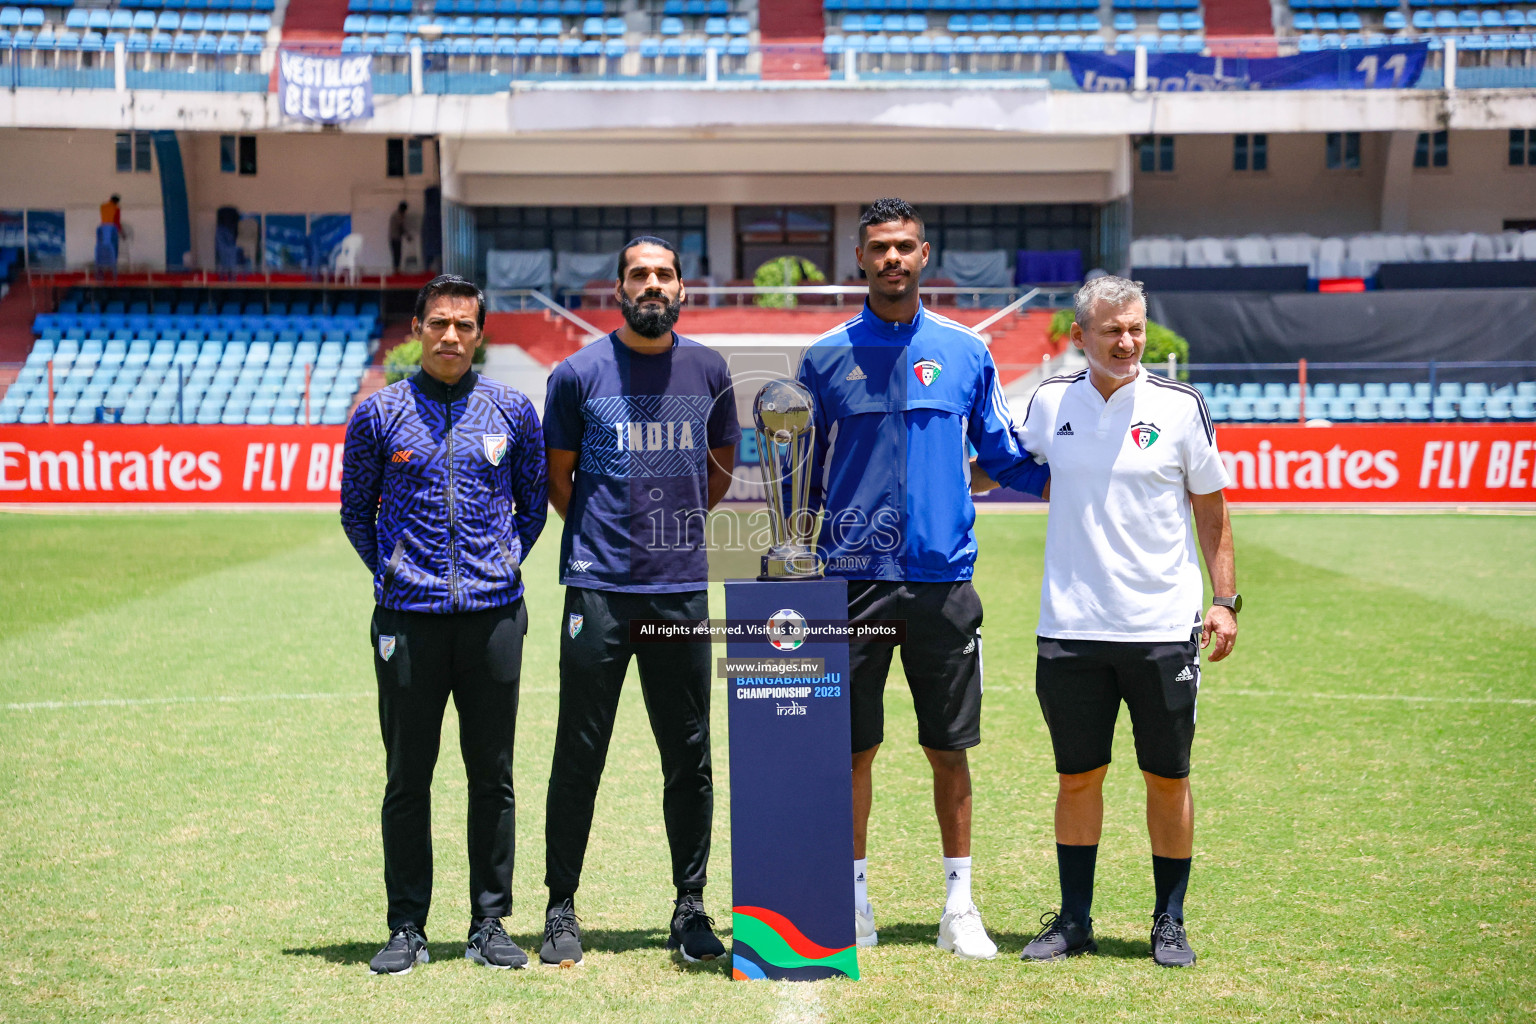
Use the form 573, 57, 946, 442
568, 613, 584, 639
766, 609, 808, 652
378, 635, 396, 661
1130, 421, 1161, 450
913, 358, 942, 387
483, 433, 509, 466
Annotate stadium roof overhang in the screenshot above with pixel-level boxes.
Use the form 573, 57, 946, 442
441, 131, 1132, 206
1, 80, 1534, 138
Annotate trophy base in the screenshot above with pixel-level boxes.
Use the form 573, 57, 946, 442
759, 550, 824, 581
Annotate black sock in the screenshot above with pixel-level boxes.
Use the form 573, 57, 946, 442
1057, 843, 1098, 924
676, 886, 703, 904
1152, 855, 1191, 921
547, 891, 574, 912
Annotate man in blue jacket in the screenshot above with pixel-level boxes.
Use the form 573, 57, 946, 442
341, 274, 548, 975
797, 198, 1048, 960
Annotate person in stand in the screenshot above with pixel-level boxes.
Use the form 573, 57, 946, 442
538, 235, 738, 968
796, 197, 1049, 961
341, 274, 548, 975
1014, 275, 1239, 968
389, 202, 409, 275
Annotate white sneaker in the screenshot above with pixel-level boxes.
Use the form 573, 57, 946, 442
855, 902, 878, 947
937, 903, 998, 960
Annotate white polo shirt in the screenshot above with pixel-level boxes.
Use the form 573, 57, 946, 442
1020, 366, 1231, 643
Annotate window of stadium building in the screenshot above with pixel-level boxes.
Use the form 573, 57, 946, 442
1414, 130, 1449, 170
1511, 131, 1536, 168
473, 205, 707, 276
1325, 132, 1362, 171
1233, 133, 1268, 173
901, 204, 1098, 272
116, 132, 152, 174
1137, 135, 1175, 174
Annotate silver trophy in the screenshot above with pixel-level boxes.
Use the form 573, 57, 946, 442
753, 379, 823, 579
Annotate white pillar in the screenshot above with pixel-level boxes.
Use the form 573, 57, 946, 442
114, 39, 127, 92
1442, 37, 1456, 91
410, 40, 424, 95
704, 45, 718, 83
1133, 45, 1147, 92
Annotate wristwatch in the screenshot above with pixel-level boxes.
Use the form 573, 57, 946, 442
1212, 594, 1242, 614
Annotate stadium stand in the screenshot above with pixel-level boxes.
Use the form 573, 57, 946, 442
1132, 231, 1536, 279
0, 292, 380, 426
1194, 380, 1536, 423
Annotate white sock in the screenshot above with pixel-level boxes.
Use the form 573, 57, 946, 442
854, 858, 869, 912
943, 856, 972, 914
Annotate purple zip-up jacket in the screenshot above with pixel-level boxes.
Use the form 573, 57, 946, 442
341, 369, 548, 613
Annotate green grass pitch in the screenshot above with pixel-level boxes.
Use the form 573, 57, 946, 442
0, 510, 1533, 1023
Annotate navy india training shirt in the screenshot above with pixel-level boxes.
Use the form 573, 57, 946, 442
544, 332, 740, 593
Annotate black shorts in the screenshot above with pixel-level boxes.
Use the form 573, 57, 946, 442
847, 580, 984, 754
1035, 635, 1201, 779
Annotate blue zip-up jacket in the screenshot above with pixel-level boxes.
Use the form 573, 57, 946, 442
796, 302, 1048, 582
341, 369, 548, 613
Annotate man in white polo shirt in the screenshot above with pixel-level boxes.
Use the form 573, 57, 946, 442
1015, 275, 1238, 969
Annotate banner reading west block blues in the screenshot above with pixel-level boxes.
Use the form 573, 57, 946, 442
278, 51, 374, 123
1067, 43, 1429, 92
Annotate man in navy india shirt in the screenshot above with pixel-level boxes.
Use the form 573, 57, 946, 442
539, 236, 740, 967
341, 275, 549, 975
796, 198, 1050, 960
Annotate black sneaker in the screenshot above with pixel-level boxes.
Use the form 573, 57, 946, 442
369, 924, 429, 975
466, 917, 528, 970
666, 893, 725, 963
1151, 913, 1197, 968
540, 898, 583, 967
1019, 911, 1097, 961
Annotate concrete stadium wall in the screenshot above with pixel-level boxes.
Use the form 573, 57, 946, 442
0, 128, 439, 271
1133, 129, 1536, 238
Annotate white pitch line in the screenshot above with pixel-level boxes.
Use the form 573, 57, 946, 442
2, 691, 373, 711
771, 983, 827, 1024
1213, 688, 1536, 707
2, 686, 566, 712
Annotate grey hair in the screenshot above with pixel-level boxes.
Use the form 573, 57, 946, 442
1073, 275, 1146, 329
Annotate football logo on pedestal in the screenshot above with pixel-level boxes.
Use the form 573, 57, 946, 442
766, 609, 808, 652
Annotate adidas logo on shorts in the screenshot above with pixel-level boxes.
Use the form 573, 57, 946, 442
1175, 666, 1195, 682
846, 365, 868, 381
963, 638, 976, 655
1056, 422, 1074, 436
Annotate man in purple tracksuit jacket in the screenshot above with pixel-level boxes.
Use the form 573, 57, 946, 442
341, 275, 548, 975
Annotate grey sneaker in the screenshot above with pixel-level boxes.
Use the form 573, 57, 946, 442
369, 924, 429, 975
540, 899, 583, 967
1151, 913, 1197, 968
1019, 911, 1097, 961
466, 917, 528, 969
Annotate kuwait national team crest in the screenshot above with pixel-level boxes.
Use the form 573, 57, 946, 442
378, 635, 396, 661
483, 433, 509, 466
913, 358, 942, 387
766, 608, 808, 652
568, 613, 584, 639
1130, 421, 1161, 450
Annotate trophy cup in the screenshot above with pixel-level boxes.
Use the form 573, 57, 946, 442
753, 379, 823, 580
724, 377, 857, 982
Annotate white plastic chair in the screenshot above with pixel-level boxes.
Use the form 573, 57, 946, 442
332, 232, 363, 284
1315, 237, 1346, 278
1234, 235, 1274, 266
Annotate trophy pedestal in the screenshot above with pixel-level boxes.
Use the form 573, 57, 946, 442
725, 577, 858, 981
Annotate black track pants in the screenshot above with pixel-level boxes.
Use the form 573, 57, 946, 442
544, 587, 713, 897
371, 599, 527, 930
